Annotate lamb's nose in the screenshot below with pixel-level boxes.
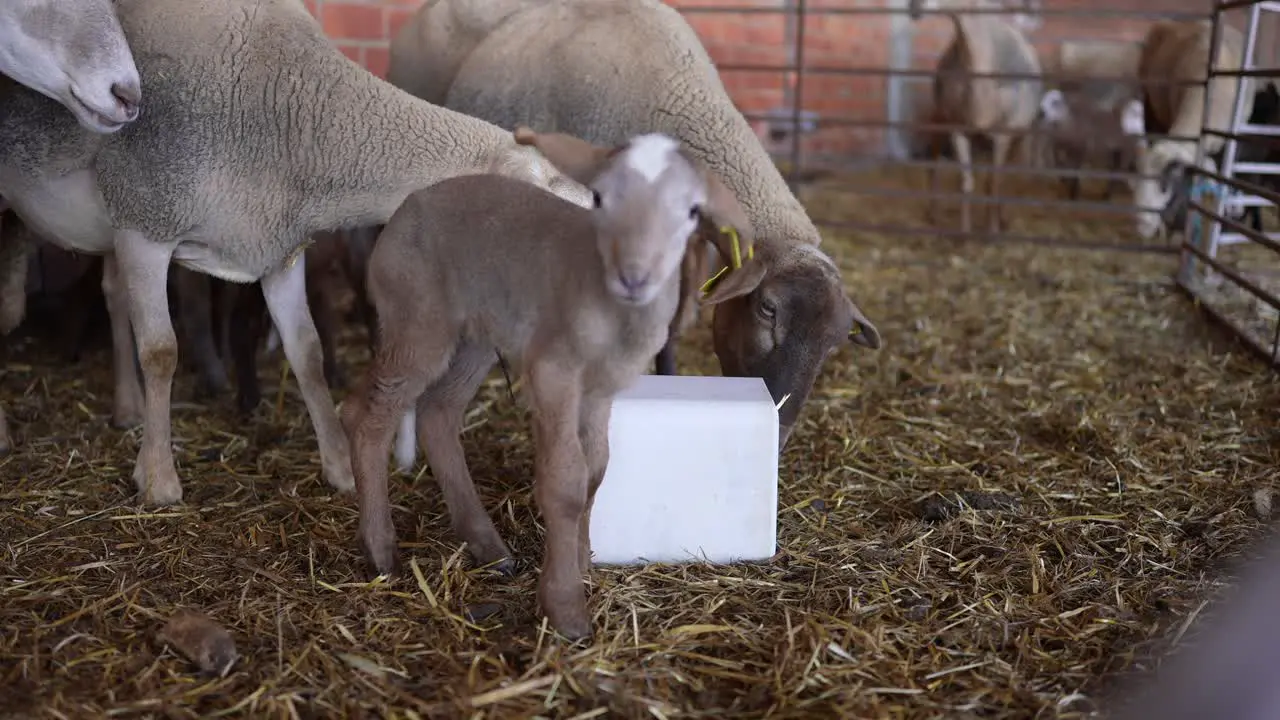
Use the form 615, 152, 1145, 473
619, 271, 649, 293
111, 81, 141, 120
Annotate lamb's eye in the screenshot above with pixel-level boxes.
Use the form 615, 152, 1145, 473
758, 298, 776, 320
689, 205, 700, 221
592, 191, 602, 208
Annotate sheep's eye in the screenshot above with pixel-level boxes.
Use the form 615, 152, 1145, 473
591, 191, 602, 209
689, 205, 701, 221
758, 298, 777, 320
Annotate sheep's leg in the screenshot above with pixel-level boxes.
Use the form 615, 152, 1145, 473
576, 396, 612, 575
343, 225, 381, 353
229, 283, 266, 415
654, 339, 676, 376
260, 254, 355, 495
112, 234, 182, 505
0, 216, 31, 336
0, 404, 9, 456
341, 339, 445, 577
173, 268, 229, 398
413, 343, 513, 573
101, 254, 145, 430
950, 132, 974, 234
305, 263, 344, 390
528, 359, 592, 640
988, 132, 1012, 234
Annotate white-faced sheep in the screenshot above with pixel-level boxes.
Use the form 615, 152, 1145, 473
0, 0, 141, 134
388, 0, 882, 454
341, 127, 762, 639
0, 0, 588, 506
909, 0, 1044, 234
1134, 19, 1253, 240
0, 0, 143, 455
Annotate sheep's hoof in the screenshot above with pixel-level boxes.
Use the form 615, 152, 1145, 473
484, 557, 519, 577
134, 462, 184, 507
361, 536, 401, 579
540, 583, 592, 641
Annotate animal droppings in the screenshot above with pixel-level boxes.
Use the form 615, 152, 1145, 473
158, 609, 239, 678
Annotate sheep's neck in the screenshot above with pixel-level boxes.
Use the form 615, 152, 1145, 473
658, 84, 820, 247
309, 65, 513, 229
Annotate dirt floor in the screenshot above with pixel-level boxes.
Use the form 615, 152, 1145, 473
2, 166, 1280, 718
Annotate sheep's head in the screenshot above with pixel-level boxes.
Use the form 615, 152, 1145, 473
514, 127, 762, 307
1133, 141, 1207, 239
0, 0, 142, 133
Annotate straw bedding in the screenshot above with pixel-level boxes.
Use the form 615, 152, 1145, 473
2, 166, 1278, 718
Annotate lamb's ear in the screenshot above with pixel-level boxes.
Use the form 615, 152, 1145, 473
513, 127, 622, 186
1039, 89, 1068, 123
846, 301, 882, 350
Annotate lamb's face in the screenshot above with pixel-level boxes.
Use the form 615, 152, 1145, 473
589, 135, 705, 306
1134, 145, 1179, 240
0, 0, 142, 133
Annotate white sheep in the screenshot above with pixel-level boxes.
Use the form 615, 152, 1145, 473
0, 0, 582, 505
340, 126, 763, 640
0, 0, 143, 456
0, 0, 141, 134
910, 0, 1044, 234
388, 0, 882, 454
1133, 19, 1253, 240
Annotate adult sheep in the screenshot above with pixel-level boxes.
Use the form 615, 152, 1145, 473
0, 0, 630, 506
388, 0, 883, 452
1133, 19, 1252, 240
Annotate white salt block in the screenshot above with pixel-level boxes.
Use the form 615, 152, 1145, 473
589, 374, 779, 566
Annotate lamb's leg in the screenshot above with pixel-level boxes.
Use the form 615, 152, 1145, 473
0, 405, 9, 456
654, 339, 676, 376
229, 283, 265, 415
576, 396, 612, 575
987, 132, 1012, 234
413, 343, 512, 572
259, 254, 355, 494
173, 268, 229, 398
112, 233, 181, 505
341, 333, 446, 576
305, 261, 344, 390
950, 132, 974, 234
527, 359, 592, 640
101, 254, 145, 430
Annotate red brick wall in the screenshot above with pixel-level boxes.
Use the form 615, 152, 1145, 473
310, 0, 1269, 163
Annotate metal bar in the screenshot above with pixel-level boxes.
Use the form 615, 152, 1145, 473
1195, 159, 1280, 209
1189, 198, 1280, 255
812, 217, 1178, 254
1215, 0, 1280, 13
1207, 67, 1280, 78
826, 183, 1163, 214
787, 0, 805, 191
674, 5, 1211, 20
1179, 240, 1280, 314
1175, 275, 1280, 367
823, 154, 1148, 181
1203, 125, 1280, 137
740, 114, 1204, 144
713, 64, 1206, 86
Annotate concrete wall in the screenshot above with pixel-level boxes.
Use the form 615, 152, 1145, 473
309, 0, 1275, 163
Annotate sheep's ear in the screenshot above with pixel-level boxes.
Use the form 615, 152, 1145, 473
670, 235, 711, 339
846, 301, 882, 350
693, 163, 757, 267
700, 257, 766, 306
513, 127, 621, 186
1039, 89, 1068, 123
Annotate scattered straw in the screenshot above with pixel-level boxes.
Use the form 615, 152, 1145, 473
2, 167, 1278, 717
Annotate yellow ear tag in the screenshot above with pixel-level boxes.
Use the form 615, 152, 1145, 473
700, 266, 729, 297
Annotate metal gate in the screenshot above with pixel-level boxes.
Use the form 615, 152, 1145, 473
1178, 0, 1280, 365
672, 1, 1269, 254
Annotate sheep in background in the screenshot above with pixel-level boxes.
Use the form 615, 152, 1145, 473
1038, 89, 1146, 200
341, 127, 763, 639
388, 0, 882, 455
1133, 19, 1253, 240
0, 0, 594, 505
909, 0, 1044, 234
